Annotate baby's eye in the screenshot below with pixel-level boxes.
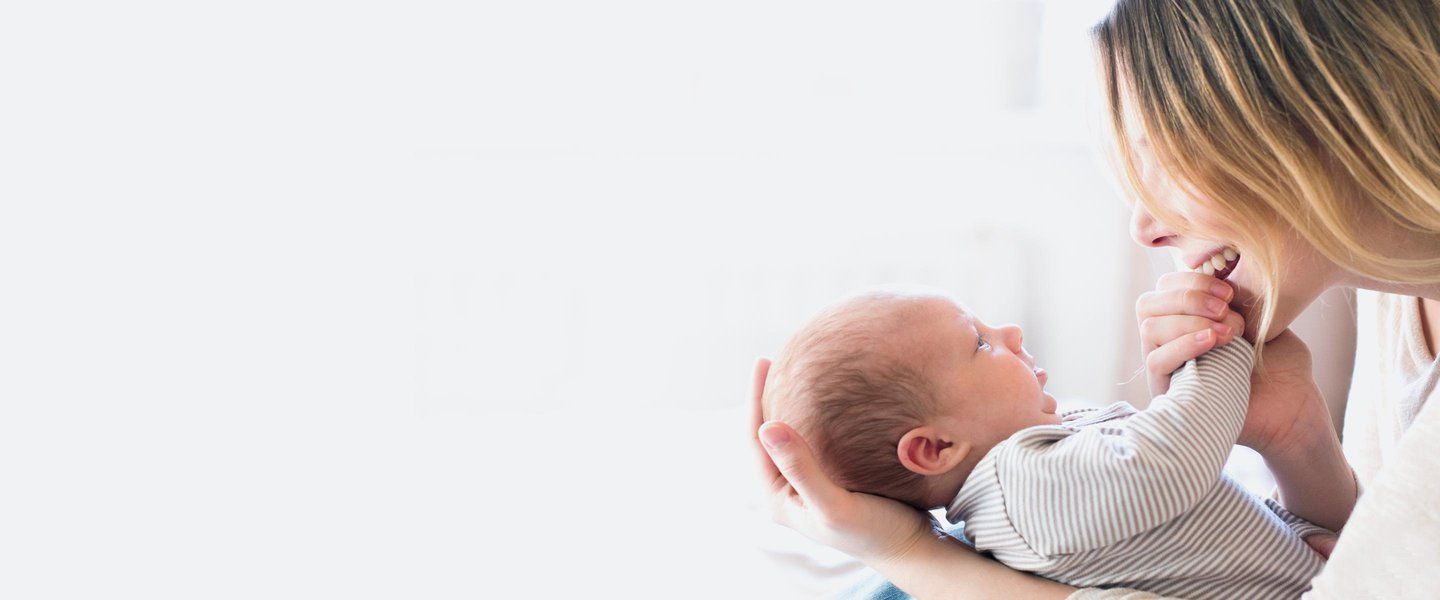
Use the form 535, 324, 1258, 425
976, 335, 989, 350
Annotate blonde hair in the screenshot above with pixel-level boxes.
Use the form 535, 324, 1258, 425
1094, 0, 1440, 344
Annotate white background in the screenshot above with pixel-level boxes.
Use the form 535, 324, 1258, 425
0, 1, 1171, 598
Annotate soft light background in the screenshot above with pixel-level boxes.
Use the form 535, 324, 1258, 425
0, 1, 1335, 598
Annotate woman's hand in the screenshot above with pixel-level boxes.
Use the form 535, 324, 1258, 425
748, 359, 1076, 600
1137, 274, 1331, 456
1137, 280, 1358, 535
1135, 272, 1246, 396
1237, 329, 1331, 457
1135, 274, 1337, 462
748, 358, 936, 564
1239, 330, 1357, 530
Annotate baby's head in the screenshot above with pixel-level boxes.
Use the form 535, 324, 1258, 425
763, 287, 1061, 509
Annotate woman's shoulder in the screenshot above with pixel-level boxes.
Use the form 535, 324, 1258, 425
1350, 291, 1435, 486
1306, 396, 1440, 597
1373, 292, 1423, 360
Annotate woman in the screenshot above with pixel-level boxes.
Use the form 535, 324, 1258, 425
751, 1, 1440, 597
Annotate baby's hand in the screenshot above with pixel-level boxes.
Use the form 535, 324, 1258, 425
1135, 271, 1246, 396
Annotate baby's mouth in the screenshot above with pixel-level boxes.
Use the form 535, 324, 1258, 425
1187, 247, 1241, 280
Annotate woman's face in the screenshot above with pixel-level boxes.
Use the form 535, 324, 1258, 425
1121, 101, 1343, 339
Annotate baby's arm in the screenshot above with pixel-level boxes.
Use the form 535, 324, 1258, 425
993, 339, 1254, 556
1262, 497, 1335, 540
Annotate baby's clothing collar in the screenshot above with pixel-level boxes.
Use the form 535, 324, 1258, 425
945, 401, 1137, 523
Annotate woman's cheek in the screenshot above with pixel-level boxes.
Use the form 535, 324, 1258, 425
1226, 244, 1334, 341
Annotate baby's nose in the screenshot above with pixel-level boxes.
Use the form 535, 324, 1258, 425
997, 324, 1024, 350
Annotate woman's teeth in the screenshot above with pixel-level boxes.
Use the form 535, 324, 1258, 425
1192, 247, 1240, 278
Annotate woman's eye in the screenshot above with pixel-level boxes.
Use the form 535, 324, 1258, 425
976, 335, 989, 350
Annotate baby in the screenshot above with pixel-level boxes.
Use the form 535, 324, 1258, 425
763, 287, 1329, 599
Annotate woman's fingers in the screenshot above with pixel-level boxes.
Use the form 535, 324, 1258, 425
759, 421, 845, 516
749, 360, 826, 530
1146, 327, 1222, 394
752, 361, 846, 527
749, 357, 771, 435
749, 358, 779, 484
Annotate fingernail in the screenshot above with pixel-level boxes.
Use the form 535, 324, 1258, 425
1212, 323, 1231, 338
1205, 297, 1226, 316
1195, 329, 1212, 342
760, 424, 789, 449
1211, 282, 1232, 301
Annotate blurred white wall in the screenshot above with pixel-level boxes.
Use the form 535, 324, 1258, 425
416, 146, 1139, 414
1, 1, 1148, 597
405, 0, 1139, 414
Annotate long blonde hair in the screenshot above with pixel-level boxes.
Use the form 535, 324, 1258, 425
1094, 0, 1440, 344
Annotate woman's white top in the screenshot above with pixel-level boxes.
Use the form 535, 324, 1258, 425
1303, 294, 1440, 598
1344, 294, 1438, 487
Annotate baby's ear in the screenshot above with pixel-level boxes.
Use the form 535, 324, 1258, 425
897, 426, 971, 476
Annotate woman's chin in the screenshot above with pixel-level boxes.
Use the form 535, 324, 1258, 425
1223, 259, 1263, 336
1225, 253, 1327, 341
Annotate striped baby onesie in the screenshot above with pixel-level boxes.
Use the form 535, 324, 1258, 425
946, 340, 1329, 599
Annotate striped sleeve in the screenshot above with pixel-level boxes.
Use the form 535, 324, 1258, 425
1067, 589, 1177, 600
993, 339, 1255, 557
1263, 497, 1334, 539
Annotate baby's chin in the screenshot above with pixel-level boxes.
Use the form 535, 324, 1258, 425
1041, 392, 1061, 421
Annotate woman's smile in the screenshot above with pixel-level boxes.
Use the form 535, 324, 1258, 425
1184, 246, 1241, 279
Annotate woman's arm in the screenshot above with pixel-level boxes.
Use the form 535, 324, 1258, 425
1285, 287, 1356, 436
749, 358, 1073, 600
1260, 420, 1357, 534
1236, 331, 1358, 531
870, 533, 1073, 600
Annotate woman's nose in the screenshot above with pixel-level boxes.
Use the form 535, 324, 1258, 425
1130, 202, 1176, 248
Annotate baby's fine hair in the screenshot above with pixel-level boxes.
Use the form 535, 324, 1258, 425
764, 296, 938, 508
